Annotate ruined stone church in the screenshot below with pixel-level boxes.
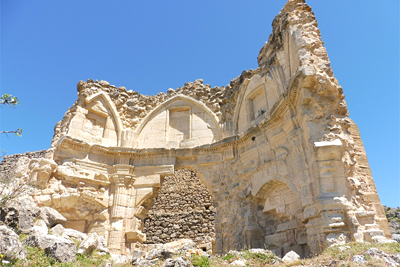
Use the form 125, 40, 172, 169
20, 0, 391, 258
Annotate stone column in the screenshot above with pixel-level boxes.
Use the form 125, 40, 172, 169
108, 164, 134, 254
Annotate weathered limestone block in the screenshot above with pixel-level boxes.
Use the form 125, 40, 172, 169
78, 232, 109, 255
1, 198, 41, 233
0, 225, 26, 260
40, 206, 67, 227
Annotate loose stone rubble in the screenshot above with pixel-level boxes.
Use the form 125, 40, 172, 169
0, 0, 393, 258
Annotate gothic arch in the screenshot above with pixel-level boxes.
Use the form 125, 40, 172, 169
135, 95, 222, 148
67, 91, 123, 147
85, 92, 123, 146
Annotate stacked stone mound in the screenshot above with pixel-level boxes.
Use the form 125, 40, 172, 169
144, 169, 215, 251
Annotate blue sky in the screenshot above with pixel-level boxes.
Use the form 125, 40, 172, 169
1, 1, 399, 207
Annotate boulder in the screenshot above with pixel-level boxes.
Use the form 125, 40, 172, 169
62, 228, 87, 241
392, 234, 400, 243
1, 198, 40, 233
32, 219, 48, 236
132, 249, 147, 262
0, 225, 26, 260
162, 257, 191, 267
132, 258, 158, 267
45, 238, 76, 263
372, 236, 396, 244
111, 253, 130, 265
39, 206, 67, 227
230, 260, 247, 266
50, 224, 65, 236
352, 255, 366, 264
23, 233, 72, 250
132, 239, 207, 266
23, 233, 76, 262
282, 250, 300, 263
77, 232, 109, 255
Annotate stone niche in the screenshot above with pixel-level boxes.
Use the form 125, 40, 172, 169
26, 0, 391, 257
136, 96, 221, 149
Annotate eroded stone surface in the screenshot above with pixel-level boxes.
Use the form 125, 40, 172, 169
0, 0, 391, 256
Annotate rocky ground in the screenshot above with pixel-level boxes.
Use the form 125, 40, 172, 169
1, 198, 400, 266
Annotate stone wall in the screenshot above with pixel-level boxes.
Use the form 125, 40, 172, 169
143, 169, 215, 253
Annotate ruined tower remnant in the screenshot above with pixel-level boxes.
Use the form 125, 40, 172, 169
24, 0, 391, 257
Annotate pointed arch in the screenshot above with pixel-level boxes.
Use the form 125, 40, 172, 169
84, 92, 123, 146
135, 95, 222, 148
136, 95, 221, 136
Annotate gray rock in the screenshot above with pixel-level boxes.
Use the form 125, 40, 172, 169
381, 255, 399, 266
50, 224, 65, 236
32, 219, 48, 236
111, 253, 130, 265
365, 247, 380, 256
133, 258, 158, 267
353, 255, 366, 264
145, 248, 172, 260
282, 250, 300, 263
40, 206, 67, 227
0, 225, 26, 260
391, 254, 400, 264
45, 238, 76, 263
23, 232, 76, 262
24, 234, 53, 249
132, 249, 147, 262
372, 236, 396, 244
392, 234, 400, 243
23, 233, 74, 251
78, 232, 109, 255
62, 228, 87, 241
162, 257, 191, 267
1, 198, 40, 233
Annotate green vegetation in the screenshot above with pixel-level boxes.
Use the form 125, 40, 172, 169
219, 250, 281, 266
5, 247, 112, 267
241, 250, 280, 264
0, 94, 22, 136
221, 253, 234, 261
191, 254, 210, 267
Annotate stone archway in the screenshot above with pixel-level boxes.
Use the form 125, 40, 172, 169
143, 169, 216, 253
254, 181, 311, 258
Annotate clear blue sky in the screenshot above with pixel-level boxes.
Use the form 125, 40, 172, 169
1, 1, 399, 207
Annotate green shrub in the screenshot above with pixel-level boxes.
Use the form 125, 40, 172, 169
222, 253, 234, 261
191, 254, 210, 267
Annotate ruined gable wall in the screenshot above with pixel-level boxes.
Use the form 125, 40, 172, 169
4, 0, 391, 257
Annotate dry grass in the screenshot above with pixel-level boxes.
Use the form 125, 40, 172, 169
2, 242, 399, 266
